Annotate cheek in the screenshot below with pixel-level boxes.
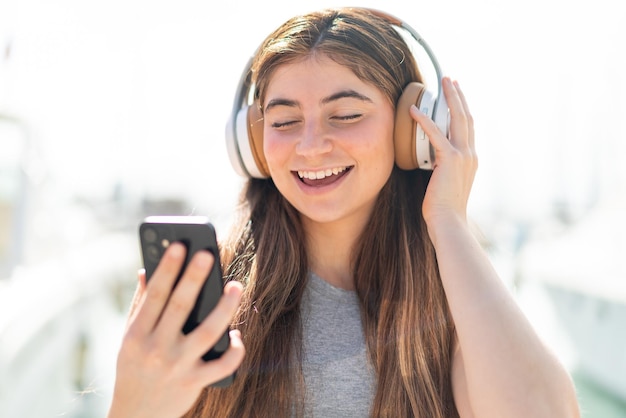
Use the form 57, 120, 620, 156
367, 124, 396, 182
378, 140, 396, 177
382, 112, 397, 168
368, 120, 395, 167
263, 133, 288, 174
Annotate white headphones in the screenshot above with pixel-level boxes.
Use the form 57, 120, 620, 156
225, 8, 449, 179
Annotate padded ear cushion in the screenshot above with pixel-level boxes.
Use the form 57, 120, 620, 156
394, 82, 426, 170
246, 103, 270, 178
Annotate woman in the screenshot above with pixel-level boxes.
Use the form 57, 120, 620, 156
107, 8, 580, 418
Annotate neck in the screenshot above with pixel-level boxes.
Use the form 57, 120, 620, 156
302, 215, 369, 290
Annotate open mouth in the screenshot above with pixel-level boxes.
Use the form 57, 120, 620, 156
295, 166, 353, 186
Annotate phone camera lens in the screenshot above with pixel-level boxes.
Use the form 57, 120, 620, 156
142, 227, 158, 243
146, 244, 161, 263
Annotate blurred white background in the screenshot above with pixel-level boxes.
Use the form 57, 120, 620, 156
1, 0, 625, 417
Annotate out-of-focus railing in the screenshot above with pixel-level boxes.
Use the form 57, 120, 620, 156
0, 232, 138, 418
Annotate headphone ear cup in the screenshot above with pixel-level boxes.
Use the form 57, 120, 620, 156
394, 82, 437, 170
228, 103, 269, 179
246, 104, 270, 178
394, 82, 425, 170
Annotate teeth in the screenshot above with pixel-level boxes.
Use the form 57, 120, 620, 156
298, 166, 347, 180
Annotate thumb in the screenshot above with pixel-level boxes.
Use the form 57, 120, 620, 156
125, 269, 147, 328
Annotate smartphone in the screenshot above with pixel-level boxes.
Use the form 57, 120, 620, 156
139, 215, 233, 387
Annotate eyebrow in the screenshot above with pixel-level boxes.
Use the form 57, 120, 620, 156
264, 89, 373, 113
264, 98, 297, 113
322, 89, 373, 104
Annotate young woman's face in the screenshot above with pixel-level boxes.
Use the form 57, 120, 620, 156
262, 54, 395, 227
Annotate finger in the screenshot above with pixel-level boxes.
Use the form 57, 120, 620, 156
125, 269, 147, 329
192, 328, 246, 386
153, 250, 216, 343
131, 242, 186, 336
442, 77, 469, 150
184, 281, 243, 360
452, 80, 475, 150
410, 103, 450, 156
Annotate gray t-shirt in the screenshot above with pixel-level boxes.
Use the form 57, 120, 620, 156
301, 272, 375, 417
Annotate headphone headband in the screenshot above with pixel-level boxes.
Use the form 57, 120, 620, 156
368, 9, 444, 103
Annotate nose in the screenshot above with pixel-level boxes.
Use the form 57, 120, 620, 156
295, 121, 332, 158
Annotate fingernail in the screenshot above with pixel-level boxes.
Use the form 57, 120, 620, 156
168, 242, 185, 258
410, 104, 422, 114
193, 251, 213, 268
224, 281, 243, 298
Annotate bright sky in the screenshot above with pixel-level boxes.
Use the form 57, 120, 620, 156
1, 0, 625, 235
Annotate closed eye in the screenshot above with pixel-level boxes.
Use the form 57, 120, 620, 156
333, 114, 363, 122
271, 120, 299, 129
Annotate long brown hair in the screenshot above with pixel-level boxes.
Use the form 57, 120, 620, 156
185, 8, 458, 417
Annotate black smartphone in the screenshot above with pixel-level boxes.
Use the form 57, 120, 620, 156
139, 215, 233, 387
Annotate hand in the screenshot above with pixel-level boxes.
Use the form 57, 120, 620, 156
107, 243, 245, 418
410, 77, 477, 227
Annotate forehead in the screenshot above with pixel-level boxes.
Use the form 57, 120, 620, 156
263, 55, 378, 105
